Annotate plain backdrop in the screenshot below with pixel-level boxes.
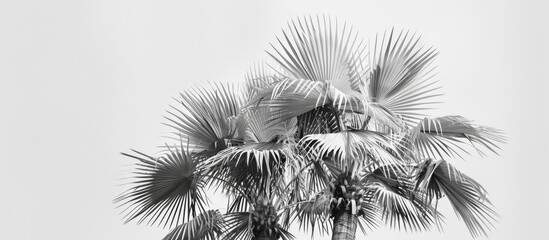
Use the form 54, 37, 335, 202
1, 0, 548, 239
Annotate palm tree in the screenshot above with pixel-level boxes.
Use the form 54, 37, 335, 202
253, 16, 504, 239
115, 16, 504, 240
252, 16, 505, 239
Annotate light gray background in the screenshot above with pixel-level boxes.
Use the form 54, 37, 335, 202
1, 0, 547, 239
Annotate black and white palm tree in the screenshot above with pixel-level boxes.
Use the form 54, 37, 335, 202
115, 16, 504, 240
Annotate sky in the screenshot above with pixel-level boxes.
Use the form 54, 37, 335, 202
1, 0, 548, 239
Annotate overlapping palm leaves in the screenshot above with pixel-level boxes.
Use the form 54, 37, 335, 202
410, 115, 505, 159
413, 159, 499, 237
115, 135, 295, 239
165, 83, 244, 155
116, 16, 504, 240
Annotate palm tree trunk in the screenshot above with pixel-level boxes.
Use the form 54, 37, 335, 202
331, 211, 358, 240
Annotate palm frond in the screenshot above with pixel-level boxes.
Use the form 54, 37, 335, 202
277, 227, 296, 240
244, 107, 295, 143
283, 154, 342, 213
202, 105, 297, 195
411, 115, 506, 159
213, 143, 285, 175
202, 142, 287, 197
296, 107, 340, 138
227, 194, 252, 213
415, 159, 498, 238
247, 78, 362, 129
362, 164, 443, 232
165, 83, 244, 155
115, 147, 208, 229
366, 183, 438, 232
163, 210, 224, 240
308, 158, 341, 192
292, 192, 333, 237
268, 15, 368, 93
244, 61, 285, 99
351, 88, 406, 131
357, 193, 382, 233
299, 130, 401, 172
367, 29, 441, 125
222, 212, 255, 240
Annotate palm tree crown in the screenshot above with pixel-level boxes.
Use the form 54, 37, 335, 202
115, 16, 505, 240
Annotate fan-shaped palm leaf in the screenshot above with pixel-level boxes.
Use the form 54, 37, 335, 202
268, 15, 368, 93
115, 147, 208, 229
367, 29, 441, 125
411, 115, 506, 159
355, 82, 407, 131
415, 159, 498, 238
165, 83, 244, 155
